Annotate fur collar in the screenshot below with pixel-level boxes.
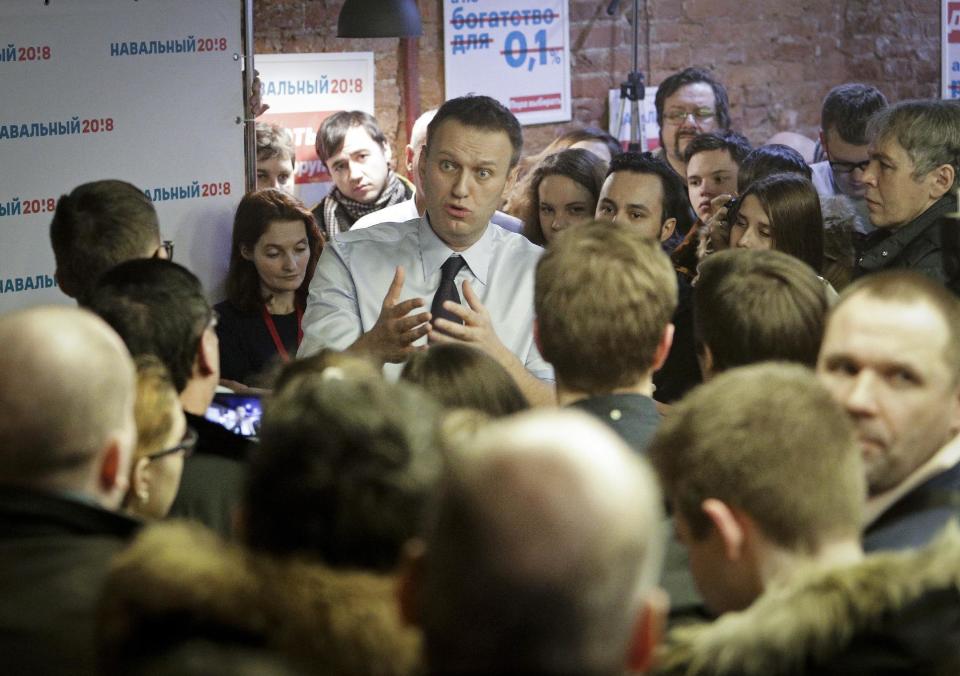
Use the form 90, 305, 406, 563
100, 521, 421, 675
654, 523, 960, 675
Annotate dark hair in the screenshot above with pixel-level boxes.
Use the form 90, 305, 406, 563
87, 259, 211, 393
49, 180, 160, 305
520, 148, 608, 245
607, 152, 696, 234
694, 249, 828, 373
739, 173, 824, 273
682, 130, 752, 166
546, 126, 622, 160
655, 67, 731, 130
225, 189, 324, 312
426, 95, 524, 168
821, 83, 888, 145
400, 344, 529, 417
315, 110, 387, 163
245, 375, 442, 571
737, 144, 812, 193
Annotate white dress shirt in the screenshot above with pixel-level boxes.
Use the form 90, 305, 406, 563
299, 216, 553, 382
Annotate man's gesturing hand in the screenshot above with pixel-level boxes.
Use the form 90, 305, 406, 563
430, 280, 510, 362
350, 266, 430, 364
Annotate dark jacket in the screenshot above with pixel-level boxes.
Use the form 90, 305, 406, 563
653, 524, 960, 675
568, 392, 661, 455
0, 486, 139, 676
864, 458, 960, 552
167, 412, 252, 538
855, 196, 960, 293
99, 521, 421, 676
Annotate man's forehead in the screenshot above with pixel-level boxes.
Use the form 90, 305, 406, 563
687, 149, 735, 175
427, 119, 513, 163
825, 128, 869, 159
665, 82, 716, 109
605, 170, 664, 203
332, 125, 384, 156
826, 294, 950, 358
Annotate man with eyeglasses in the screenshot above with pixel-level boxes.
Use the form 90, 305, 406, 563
0, 306, 140, 676
653, 67, 732, 180
49, 179, 171, 306
89, 259, 251, 537
854, 100, 960, 293
809, 84, 888, 247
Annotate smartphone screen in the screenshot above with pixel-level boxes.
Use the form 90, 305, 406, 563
204, 393, 262, 440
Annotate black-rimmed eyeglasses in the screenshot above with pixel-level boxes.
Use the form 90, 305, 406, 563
829, 159, 870, 174
147, 426, 197, 462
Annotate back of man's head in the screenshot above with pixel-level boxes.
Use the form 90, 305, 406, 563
608, 152, 696, 234
0, 306, 136, 506
418, 409, 665, 675
87, 259, 211, 394
244, 372, 442, 571
535, 220, 678, 395
821, 83, 888, 145
649, 363, 864, 606
695, 249, 828, 377
737, 144, 812, 193
49, 180, 160, 305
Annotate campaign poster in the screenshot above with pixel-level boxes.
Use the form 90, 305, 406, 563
443, 0, 571, 125
255, 52, 375, 208
0, 0, 245, 311
608, 85, 660, 151
943, 0, 960, 99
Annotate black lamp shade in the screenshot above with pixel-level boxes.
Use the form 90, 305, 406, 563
337, 0, 422, 38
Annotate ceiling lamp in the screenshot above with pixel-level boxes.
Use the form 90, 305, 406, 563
337, 0, 422, 38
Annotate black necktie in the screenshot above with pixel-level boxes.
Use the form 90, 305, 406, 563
431, 256, 467, 325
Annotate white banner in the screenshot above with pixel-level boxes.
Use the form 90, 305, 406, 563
0, 0, 244, 312
443, 0, 571, 126
943, 0, 960, 98
608, 86, 660, 152
255, 52, 376, 208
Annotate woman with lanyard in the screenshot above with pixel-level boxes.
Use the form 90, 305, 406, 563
216, 188, 323, 391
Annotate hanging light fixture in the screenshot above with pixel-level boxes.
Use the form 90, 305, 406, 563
337, 0, 422, 38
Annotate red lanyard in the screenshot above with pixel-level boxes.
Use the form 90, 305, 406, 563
261, 304, 303, 362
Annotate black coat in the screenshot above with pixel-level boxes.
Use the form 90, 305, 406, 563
0, 487, 139, 676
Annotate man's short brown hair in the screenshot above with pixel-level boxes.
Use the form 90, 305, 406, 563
649, 362, 864, 552
535, 220, 678, 394
695, 249, 829, 372
315, 110, 387, 164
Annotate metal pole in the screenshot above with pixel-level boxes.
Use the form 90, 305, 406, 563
242, 0, 256, 194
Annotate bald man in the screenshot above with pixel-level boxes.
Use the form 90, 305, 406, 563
0, 306, 139, 676
399, 410, 666, 675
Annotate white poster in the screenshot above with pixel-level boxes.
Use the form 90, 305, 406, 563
943, 0, 960, 98
443, 0, 571, 125
608, 86, 660, 152
0, 0, 244, 312
255, 52, 376, 208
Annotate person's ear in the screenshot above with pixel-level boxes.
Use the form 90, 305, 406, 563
928, 164, 955, 201
625, 587, 669, 673
418, 145, 429, 186
818, 129, 828, 157
651, 323, 674, 373
195, 326, 218, 378
533, 317, 543, 356
697, 342, 715, 381
240, 245, 254, 261
383, 142, 394, 167
397, 538, 426, 627
131, 456, 151, 505
405, 144, 416, 177
98, 438, 126, 496
701, 498, 745, 562
659, 217, 677, 243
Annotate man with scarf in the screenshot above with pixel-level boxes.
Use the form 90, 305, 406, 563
312, 111, 413, 238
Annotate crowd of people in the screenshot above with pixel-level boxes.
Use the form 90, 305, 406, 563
3, 66, 960, 674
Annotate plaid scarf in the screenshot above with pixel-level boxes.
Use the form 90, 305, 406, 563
320, 171, 411, 237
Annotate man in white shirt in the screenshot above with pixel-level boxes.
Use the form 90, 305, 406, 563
816, 270, 960, 551
809, 84, 888, 240
300, 95, 553, 404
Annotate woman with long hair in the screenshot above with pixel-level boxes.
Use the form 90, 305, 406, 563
216, 189, 324, 388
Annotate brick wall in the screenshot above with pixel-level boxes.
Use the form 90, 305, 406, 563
253, 0, 941, 160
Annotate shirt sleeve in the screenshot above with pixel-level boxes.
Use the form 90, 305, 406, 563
298, 239, 364, 358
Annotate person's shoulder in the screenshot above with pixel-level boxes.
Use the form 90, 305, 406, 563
488, 223, 543, 260
337, 217, 421, 247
